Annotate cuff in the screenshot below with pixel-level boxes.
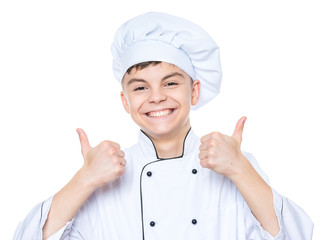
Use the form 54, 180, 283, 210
40, 196, 75, 240
39, 196, 54, 228
46, 219, 75, 240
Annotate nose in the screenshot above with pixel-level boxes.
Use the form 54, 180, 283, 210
148, 88, 167, 104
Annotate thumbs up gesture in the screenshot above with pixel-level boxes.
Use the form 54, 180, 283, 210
199, 117, 248, 178
76, 128, 126, 189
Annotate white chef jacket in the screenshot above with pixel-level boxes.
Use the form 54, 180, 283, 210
14, 129, 313, 240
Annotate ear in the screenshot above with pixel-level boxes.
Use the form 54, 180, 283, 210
120, 91, 130, 114
191, 80, 201, 106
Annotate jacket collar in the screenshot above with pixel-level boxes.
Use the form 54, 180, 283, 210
138, 128, 200, 162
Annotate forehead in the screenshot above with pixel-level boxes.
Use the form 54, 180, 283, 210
122, 62, 190, 86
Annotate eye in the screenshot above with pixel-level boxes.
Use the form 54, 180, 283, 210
165, 82, 178, 87
134, 86, 146, 91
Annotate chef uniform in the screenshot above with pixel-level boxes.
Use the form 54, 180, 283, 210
14, 12, 313, 240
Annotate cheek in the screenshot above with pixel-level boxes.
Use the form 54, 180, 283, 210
183, 92, 193, 106
127, 96, 144, 113
170, 87, 191, 101
170, 94, 192, 110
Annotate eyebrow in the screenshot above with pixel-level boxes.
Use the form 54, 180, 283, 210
126, 78, 146, 86
161, 72, 185, 81
126, 72, 185, 86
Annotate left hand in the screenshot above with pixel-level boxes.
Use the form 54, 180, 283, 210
199, 116, 248, 178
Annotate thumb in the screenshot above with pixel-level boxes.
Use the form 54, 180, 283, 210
232, 116, 247, 144
76, 128, 92, 156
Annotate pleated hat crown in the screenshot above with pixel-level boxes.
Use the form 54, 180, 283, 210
111, 12, 222, 109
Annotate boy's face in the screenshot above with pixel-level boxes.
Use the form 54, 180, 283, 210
120, 62, 200, 140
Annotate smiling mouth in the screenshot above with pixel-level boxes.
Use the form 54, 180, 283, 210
146, 108, 175, 118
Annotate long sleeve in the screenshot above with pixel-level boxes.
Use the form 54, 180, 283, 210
13, 196, 75, 240
13, 197, 53, 240
242, 153, 314, 239
244, 188, 313, 240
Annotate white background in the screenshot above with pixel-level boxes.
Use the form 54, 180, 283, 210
0, 0, 328, 239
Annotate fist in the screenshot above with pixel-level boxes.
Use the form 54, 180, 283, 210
199, 117, 248, 178
76, 128, 126, 189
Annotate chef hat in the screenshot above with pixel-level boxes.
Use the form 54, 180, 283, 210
111, 12, 222, 109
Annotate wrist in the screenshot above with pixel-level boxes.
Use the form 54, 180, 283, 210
74, 168, 99, 194
227, 155, 253, 183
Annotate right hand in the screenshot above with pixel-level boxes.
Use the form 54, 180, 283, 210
76, 128, 126, 189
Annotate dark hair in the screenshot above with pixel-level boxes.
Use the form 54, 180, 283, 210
126, 61, 162, 74
124, 61, 193, 84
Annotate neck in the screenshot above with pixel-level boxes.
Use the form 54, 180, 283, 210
145, 126, 191, 159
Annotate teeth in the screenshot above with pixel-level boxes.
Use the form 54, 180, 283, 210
147, 109, 173, 118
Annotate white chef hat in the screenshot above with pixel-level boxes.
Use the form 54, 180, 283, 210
111, 12, 222, 109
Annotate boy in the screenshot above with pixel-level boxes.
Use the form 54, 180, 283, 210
14, 12, 313, 240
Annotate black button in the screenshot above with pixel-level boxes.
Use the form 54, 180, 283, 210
147, 171, 152, 177
192, 219, 197, 225
192, 169, 197, 174
150, 221, 155, 227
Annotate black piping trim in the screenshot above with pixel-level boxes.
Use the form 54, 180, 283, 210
140, 127, 191, 160
139, 127, 192, 240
